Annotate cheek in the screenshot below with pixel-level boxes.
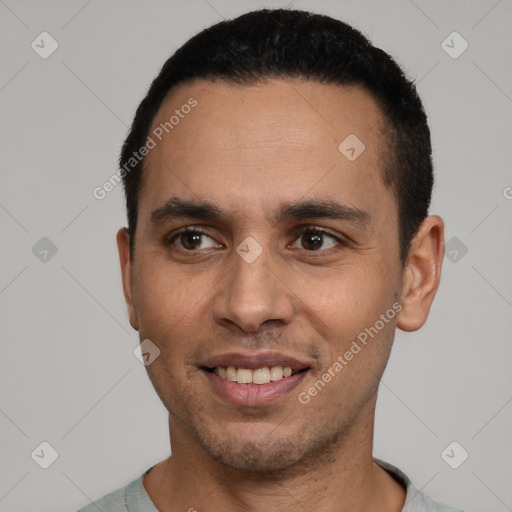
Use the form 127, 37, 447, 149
291, 263, 401, 403
290, 260, 399, 339
300, 313, 396, 415
131, 262, 209, 365
133, 266, 203, 396
133, 255, 212, 324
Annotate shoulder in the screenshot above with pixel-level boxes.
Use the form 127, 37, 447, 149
76, 469, 158, 512
77, 485, 128, 512
374, 459, 465, 512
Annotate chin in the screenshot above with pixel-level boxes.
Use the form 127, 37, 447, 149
193, 421, 342, 474
206, 438, 308, 473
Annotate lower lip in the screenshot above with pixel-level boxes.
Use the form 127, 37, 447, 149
202, 369, 309, 407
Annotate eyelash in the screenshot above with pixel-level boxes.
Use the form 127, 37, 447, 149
291, 226, 348, 250
165, 226, 208, 246
166, 225, 347, 251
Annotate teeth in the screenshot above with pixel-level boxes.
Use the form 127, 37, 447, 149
236, 368, 252, 384
214, 366, 295, 385
225, 366, 237, 381
270, 366, 283, 381
253, 367, 270, 384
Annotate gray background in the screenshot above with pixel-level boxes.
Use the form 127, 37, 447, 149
1, 0, 511, 511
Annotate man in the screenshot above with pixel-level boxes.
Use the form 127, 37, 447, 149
79, 8, 463, 512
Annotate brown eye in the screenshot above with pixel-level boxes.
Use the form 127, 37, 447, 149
180, 232, 203, 250
168, 228, 219, 251
291, 227, 342, 251
301, 232, 324, 251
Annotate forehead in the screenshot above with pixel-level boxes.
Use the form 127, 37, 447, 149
148, 78, 385, 157
140, 78, 394, 225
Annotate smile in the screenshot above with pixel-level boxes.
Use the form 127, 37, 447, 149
206, 366, 306, 384
199, 351, 312, 406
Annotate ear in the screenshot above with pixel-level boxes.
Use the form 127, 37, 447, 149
397, 215, 444, 332
116, 227, 139, 331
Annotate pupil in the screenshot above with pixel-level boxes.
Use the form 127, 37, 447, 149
303, 233, 323, 250
182, 232, 201, 249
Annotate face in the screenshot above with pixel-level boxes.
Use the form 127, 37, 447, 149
119, 79, 410, 472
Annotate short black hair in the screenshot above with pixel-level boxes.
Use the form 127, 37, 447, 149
120, 8, 433, 265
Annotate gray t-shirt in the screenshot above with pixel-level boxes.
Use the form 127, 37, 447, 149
77, 459, 464, 511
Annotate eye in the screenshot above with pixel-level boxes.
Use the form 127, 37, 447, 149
291, 227, 343, 251
168, 227, 220, 251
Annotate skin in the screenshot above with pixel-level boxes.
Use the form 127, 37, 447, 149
117, 78, 444, 512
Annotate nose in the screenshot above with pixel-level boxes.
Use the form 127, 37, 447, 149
212, 245, 295, 334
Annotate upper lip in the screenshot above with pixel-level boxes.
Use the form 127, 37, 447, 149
200, 351, 311, 371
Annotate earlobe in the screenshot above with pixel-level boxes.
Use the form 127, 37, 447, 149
397, 216, 444, 332
116, 227, 139, 331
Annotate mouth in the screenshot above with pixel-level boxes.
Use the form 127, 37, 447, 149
202, 365, 308, 384
199, 351, 312, 406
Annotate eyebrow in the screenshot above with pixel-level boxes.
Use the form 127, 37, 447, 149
150, 197, 370, 228
151, 197, 223, 225
272, 199, 371, 227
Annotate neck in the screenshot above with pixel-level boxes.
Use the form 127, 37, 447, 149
143, 396, 405, 512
